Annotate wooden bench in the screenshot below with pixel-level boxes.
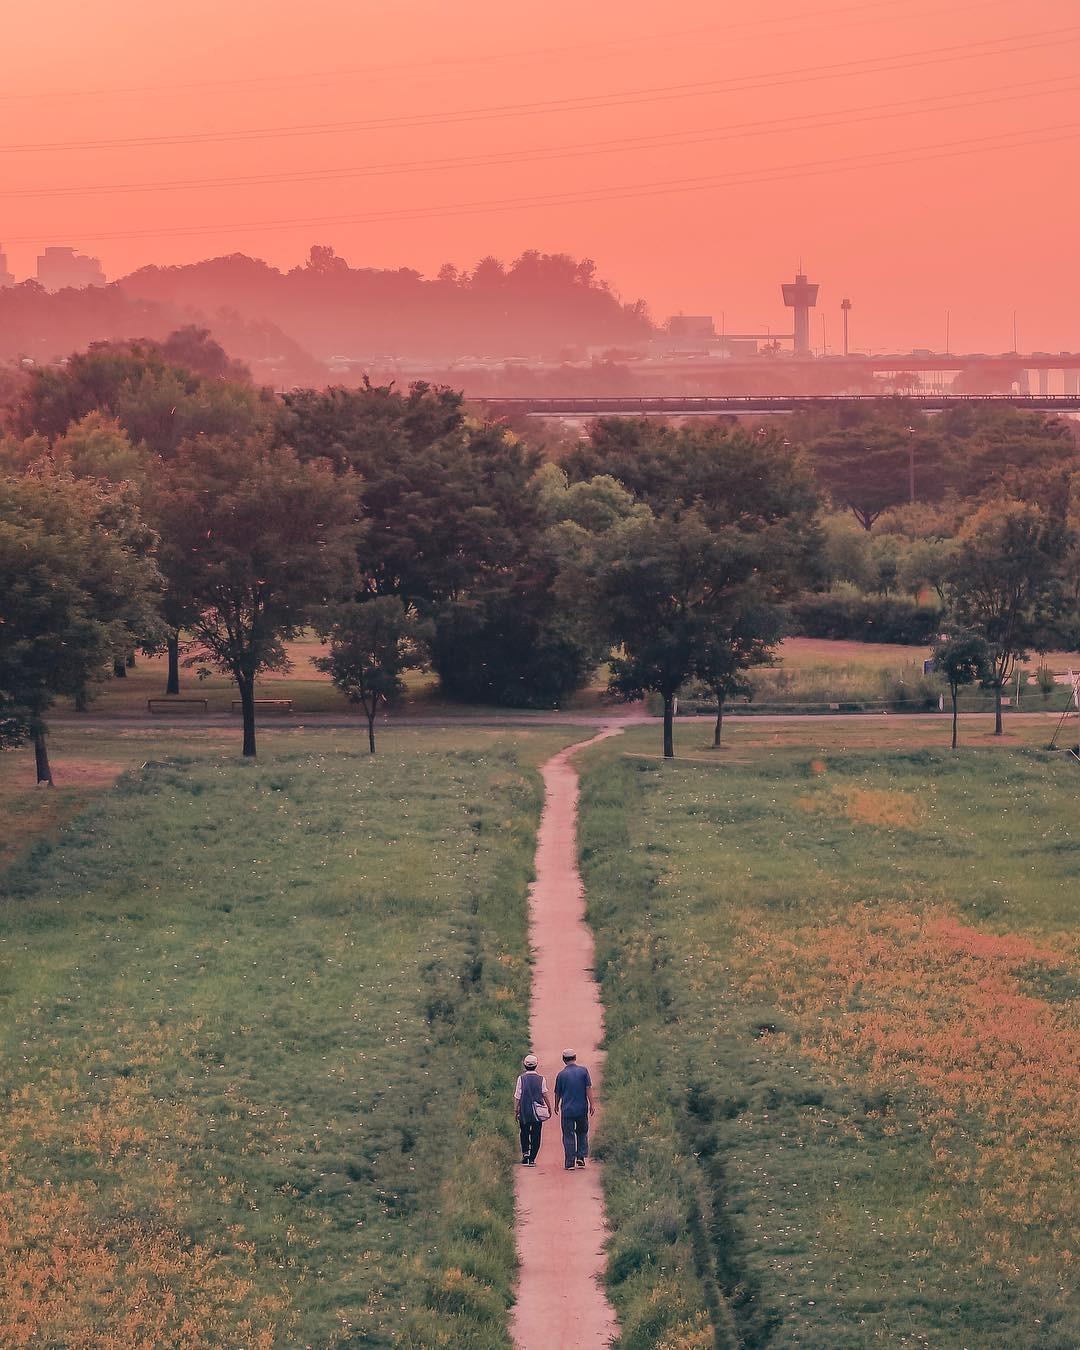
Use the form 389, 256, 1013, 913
147, 698, 208, 714
230, 699, 295, 715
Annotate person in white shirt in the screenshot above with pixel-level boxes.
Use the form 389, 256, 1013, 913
514, 1054, 555, 1165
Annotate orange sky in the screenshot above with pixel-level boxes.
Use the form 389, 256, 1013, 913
3, 0, 1079, 352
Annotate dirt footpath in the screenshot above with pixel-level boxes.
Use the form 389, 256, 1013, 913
511, 729, 622, 1349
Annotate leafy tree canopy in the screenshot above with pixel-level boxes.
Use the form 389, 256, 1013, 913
279, 381, 540, 605
0, 470, 161, 774
316, 596, 428, 752
154, 435, 360, 755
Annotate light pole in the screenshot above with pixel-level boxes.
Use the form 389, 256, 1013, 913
906, 425, 917, 505
841, 297, 852, 357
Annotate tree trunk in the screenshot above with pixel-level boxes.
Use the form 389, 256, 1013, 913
951, 687, 958, 750
126, 651, 136, 669
34, 728, 53, 786
994, 684, 1003, 736
366, 709, 377, 754
74, 688, 88, 713
166, 631, 181, 695
237, 673, 257, 758
662, 693, 675, 759
113, 657, 127, 678
713, 695, 725, 748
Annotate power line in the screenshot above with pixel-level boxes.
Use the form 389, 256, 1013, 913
8, 119, 1078, 248
0, 25, 1076, 156
2, 72, 1076, 201
0, 0, 1019, 104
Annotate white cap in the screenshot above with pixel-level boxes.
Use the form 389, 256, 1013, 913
523, 1054, 538, 1069
562, 1047, 577, 1060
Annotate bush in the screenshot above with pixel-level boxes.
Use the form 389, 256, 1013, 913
791, 591, 942, 643
431, 594, 596, 707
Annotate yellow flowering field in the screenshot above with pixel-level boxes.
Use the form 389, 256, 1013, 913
579, 733, 1078, 1349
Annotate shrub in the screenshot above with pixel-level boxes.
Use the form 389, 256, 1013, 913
791, 591, 942, 643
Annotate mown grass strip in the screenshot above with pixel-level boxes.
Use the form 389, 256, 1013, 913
0, 736, 565, 1347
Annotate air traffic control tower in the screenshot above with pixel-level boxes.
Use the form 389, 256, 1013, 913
781, 271, 819, 355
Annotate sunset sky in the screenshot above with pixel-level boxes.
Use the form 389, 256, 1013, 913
4, 0, 1079, 352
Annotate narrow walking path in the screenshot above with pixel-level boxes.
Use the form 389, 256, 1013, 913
511, 728, 623, 1349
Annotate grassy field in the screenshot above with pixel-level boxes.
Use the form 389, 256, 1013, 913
0, 725, 582, 1348
694, 640, 1079, 716
54, 636, 1080, 722
579, 726, 1079, 1349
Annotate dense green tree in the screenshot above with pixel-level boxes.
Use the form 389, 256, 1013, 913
932, 631, 990, 750
429, 466, 648, 710
155, 436, 359, 756
597, 512, 779, 757
53, 411, 154, 485
802, 425, 949, 529
937, 404, 1079, 502
899, 535, 956, 604
316, 597, 428, 753
0, 472, 161, 782
945, 499, 1072, 734
17, 340, 269, 453
279, 381, 539, 605
589, 429, 820, 755
566, 418, 818, 532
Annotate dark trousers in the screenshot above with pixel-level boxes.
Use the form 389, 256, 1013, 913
519, 1117, 542, 1161
561, 1112, 589, 1166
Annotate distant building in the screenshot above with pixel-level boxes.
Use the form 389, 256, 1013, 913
0, 245, 13, 288
36, 246, 106, 291
667, 315, 716, 341
654, 315, 758, 358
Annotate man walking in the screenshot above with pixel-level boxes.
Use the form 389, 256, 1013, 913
554, 1048, 594, 1171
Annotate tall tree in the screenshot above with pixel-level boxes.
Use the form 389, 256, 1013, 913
695, 606, 782, 748
316, 597, 428, 753
932, 632, 990, 750
945, 499, 1072, 735
597, 511, 786, 758
0, 472, 161, 783
17, 340, 268, 453
155, 436, 359, 756
279, 381, 538, 605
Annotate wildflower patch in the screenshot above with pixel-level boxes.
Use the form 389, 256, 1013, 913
796, 781, 927, 829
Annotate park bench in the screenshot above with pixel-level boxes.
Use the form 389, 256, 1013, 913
230, 698, 295, 715
147, 698, 208, 714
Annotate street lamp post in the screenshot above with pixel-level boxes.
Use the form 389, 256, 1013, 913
906, 425, 917, 504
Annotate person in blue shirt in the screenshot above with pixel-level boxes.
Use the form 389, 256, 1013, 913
554, 1048, 595, 1170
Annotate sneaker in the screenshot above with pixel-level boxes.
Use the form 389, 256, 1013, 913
521, 1156, 531, 1165
575, 1158, 586, 1168
565, 1164, 575, 1170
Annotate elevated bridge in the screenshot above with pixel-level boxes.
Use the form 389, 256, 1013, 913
485, 394, 1080, 417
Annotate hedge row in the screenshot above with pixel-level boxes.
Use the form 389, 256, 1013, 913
790, 593, 942, 644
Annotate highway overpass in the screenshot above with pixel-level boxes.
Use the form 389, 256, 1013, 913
484, 394, 1080, 417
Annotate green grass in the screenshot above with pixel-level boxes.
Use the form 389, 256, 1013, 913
578, 732, 1079, 1349
0, 727, 581, 1347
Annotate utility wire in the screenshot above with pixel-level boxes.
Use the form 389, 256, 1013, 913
7, 119, 1077, 247
0, 25, 1076, 155
0, 0, 1021, 104
2, 72, 1076, 201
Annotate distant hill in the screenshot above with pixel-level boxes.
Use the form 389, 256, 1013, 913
0, 281, 326, 387
117, 247, 654, 362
